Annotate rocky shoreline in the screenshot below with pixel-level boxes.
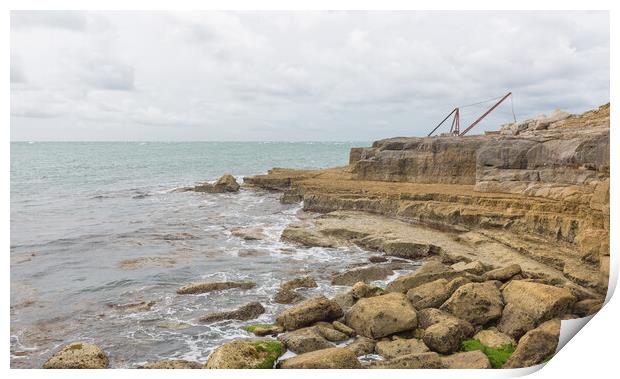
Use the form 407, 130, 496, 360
42, 104, 609, 369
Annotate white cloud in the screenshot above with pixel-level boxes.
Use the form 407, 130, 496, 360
10, 11, 610, 141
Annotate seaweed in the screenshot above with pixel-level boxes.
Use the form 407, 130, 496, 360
251, 341, 283, 369
461, 339, 515, 368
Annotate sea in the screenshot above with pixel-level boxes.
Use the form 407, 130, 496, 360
9, 141, 405, 368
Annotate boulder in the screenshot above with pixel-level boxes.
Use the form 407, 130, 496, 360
331, 266, 393, 286
451, 261, 487, 275
500, 281, 576, 333
315, 324, 348, 342
278, 347, 362, 369
406, 278, 451, 309
423, 319, 475, 354
273, 288, 303, 304
276, 295, 343, 331
199, 302, 264, 323
345, 292, 418, 339
230, 227, 266, 240
278, 327, 334, 354
177, 281, 256, 295
345, 336, 376, 356
244, 324, 284, 337
503, 319, 560, 368
193, 174, 240, 193
350, 281, 384, 299
332, 321, 356, 336
205, 339, 283, 369
439, 282, 504, 326
573, 298, 603, 317
441, 350, 492, 369
482, 264, 522, 281
375, 338, 429, 359
497, 303, 537, 340
43, 342, 109, 369
281, 276, 317, 291
473, 329, 516, 349
366, 352, 443, 369
141, 360, 203, 369
386, 260, 461, 293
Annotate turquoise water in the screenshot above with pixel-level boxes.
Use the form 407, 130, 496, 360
11, 141, 383, 368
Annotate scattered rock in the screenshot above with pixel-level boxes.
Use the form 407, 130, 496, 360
332, 321, 356, 337
345, 337, 376, 356
281, 276, 318, 291
205, 339, 283, 369
473, 329, 516, 349
231, 227, 266, 240
439, 282, 504, 326
276, 295, 343, 331
375, 338, 429, 359
199, 302, 265, 323
503, 319, 560, 368
278, 327, 334, 354
141, 360, 203, 369
573, 298, 603, 317
368, 255, 388, 263
497, 303, 538, 340
177, 281, 256, 295
350, 281, 384, 299
118, 256, 177, 270
244, 324, 284, 337
278, 347, 362, 369
482, 264, 522, 281
193, 174, 240, 193
417, 308, 475, 354
406, 278, 451, 309
366, 352, 443, 369
451, 261, 487, 275
315, 324, 348, 342
43, 342, 109, 369
346, 292, 418, 339
273, 288, 304, 304
386, 260, 461, 293
331, 266, 393, 285
441, 350, 492, 369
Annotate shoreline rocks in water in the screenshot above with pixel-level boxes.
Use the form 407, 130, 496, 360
199, 302, 265, 323
205, 339, 283, 369
176, 281, 256, 295
180, 173, 240, 193
43, 342, 109, 369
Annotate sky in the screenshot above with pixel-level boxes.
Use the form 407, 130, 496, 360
10, 11, 609, 141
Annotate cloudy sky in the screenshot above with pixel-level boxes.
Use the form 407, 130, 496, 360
11, 11, 609, 141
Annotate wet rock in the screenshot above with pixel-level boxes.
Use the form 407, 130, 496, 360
482, 264, 522, 281
345, 336, 376, 356
278, 347, 361, 369
331, 266, 393, 286
231, 227, 266, 240
43, 342, 109, 369
366, 352, 443, 369
118, 256, 177, 270
315, 324, 348, 342
199, 302, 265, 323
346, 292, 418, 339
332, 321, 356, 337
497, 303, 538, 340
244, 324, 284, 337
386, 260, 461, 293
281, 276, 317, 291
500, 280, 576, 334
108, 300, 155, 312
573, 298, 603, 317
451, 261, 487, 275
205, 339, 283, 369
406, 278, 451, 309
276, 295, 343, 331
439, 282, 504, 326
350, 281, 384, 299
193, 174, 240, 193
273, 288, 304, 304
278, 327, 334, 354
473, 328, 515, 349
441, 350, 492, 369
417, 308, 475, 354
141, 360, 203, 369
368, 255, 388, 263
177, 281, 256, 295
375, 338, 429, 359
503, 319, 560, 368
156, 321, 192, 330
380, 240, 442, 259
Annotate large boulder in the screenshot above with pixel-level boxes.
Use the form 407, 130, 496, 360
331, 266, 393, 285
439, 282, 504, 326
501, 281, 577, 322
497, 303, 537, 339
281, 276, 318, 291
503, 319, 560, 368
177, 281, 255, 294
473, 328, 516, 349
193, 174, 240, 193
418, 309, 475, 354
345, 292, 418, 339
386, 260, 462, 293
199, 302, 264, 323
345, 337, 377, 356
205, 339, 283, 369
375, 338, 429, 359
406, 277, 469, 309
278, 347, 362, 369
366, 352, 443, 369
441, 350, 492, 369
482, 264, 522, 281
276, 295, 343, 331
43, 342, 109, 369
277, 327, 334, 354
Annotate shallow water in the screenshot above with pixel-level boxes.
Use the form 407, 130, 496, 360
9, 141, 418, 368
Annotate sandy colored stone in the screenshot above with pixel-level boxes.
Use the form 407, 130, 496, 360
473, 328, 516, 348
278, 347, 361, 369
199, 302, 265, 323
332, 321, 356, 336
366, 352, 443, 369
43, 342, 109, 369
141, 360, 203, 369
276, 295, 343, 331
439, 282, 504, 326
441, 350, 492, 369
176, 281, 256, 295
501, 280, 576, 324
205, 339, 283, 369
503, 319, 560, 368
331, 266, 393, 285
345, 336, 376, 356
278, 327, 334, 354
345, 292, 418, 339
375, 338, 429, 359
406, 278, 451, 309
281, 276, 317, 291
483, 264, 522, 281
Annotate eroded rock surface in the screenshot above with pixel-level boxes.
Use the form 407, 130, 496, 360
345, 292, 418, 339
43, 342, 109, 369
